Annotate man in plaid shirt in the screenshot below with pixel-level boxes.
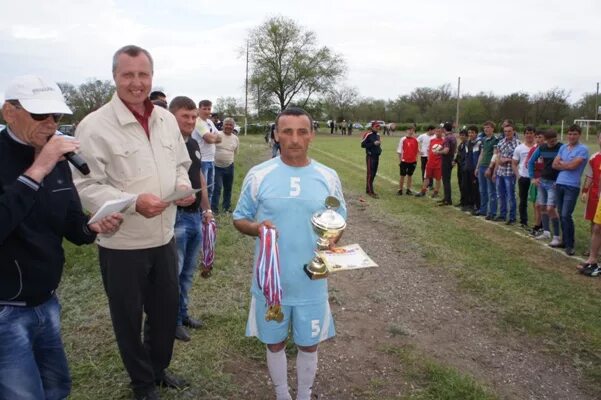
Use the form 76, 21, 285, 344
494, 123, 520, 224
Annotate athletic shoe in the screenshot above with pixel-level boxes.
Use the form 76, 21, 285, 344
415, 191, 426, 197
535, 231, 551, 240
548, 238, 564, 248
505, 220, 516, 225
367, 192, 379, 199
492, 216, 505, 222
520, 223, 529, 230
586, 264, 601, 277
471, 210, 481, 216
431, 191, 439, 199
565, 247, 576, 256
438, 201, 451, 206
405, 189, 413, 195
397, 189, 403, 195
485, 215, 493, 221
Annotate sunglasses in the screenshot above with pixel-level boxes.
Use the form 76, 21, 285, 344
9, 101, 63, 123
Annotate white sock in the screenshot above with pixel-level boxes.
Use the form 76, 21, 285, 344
267, 348, 291, 400
296, 349, 318, 400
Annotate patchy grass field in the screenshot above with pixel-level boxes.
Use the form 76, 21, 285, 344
59, 133, 600, 399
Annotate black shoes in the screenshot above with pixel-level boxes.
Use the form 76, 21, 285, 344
183, 316, 204, 329
405, 189, 413, 195
175, 325, 191, 342
155, 370, 189, 390
438, 200, 451, 206
367, 192, 379, 199
565, 248, 575, 256
134, 388, 160, 400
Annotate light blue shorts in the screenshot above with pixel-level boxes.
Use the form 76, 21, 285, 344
536, 179, 556, 207
246, 296, 336, 346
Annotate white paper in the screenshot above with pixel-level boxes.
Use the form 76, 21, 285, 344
88, 195, 136, 224
318, 243, 378, 272
162, 188, 202, 203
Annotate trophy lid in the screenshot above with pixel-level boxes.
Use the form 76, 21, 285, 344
311, 209, 346, 231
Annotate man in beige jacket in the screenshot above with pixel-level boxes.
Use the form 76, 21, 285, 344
73, 45, 194, 400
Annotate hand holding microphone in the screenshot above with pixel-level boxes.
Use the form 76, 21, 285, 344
25, 134, 89, 183
54, 132, 90, 175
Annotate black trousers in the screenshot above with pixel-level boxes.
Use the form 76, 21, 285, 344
518, 176, 531, 225
420, 156, 433, 188
461, 168, 478, 208
442, 160, 453, 203
366, 155, 379, 194
99, 239, 179, 396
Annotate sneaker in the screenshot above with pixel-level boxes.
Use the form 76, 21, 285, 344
485, 215, 493, 221
438, 201, 451, 206
535, 231, 551, 240
430, 191, 439, 199
415, 191, 426, 197
175, 325, 191, 342
520, 223, 529, 230
367, 192, 379, 199
505, 220, 516, 225
548, 238, 564, 248
586, 264, 601, 277
183, 316, 204, 329
405, 189, 413, 195
471, 210, 481, 216
565, 247, 576, 256
397, 189, 403, 195
492, 216, 505, 222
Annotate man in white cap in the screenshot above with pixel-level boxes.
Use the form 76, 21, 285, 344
0, 75, 122, 399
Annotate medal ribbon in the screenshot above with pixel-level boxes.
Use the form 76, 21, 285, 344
255, 226, 282, 307
201, 219, 217, 277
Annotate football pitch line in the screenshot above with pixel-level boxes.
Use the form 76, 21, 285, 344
311, 147, 586, 265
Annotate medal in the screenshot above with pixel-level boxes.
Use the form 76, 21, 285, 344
256, 226, 283, 322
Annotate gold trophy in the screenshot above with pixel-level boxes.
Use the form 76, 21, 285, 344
304, 196, 347, 280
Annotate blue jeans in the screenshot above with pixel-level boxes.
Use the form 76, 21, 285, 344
212, 163, 235, 213
174, 209, 203, 325
0, 295, 71, 400
478, 166, 497, 216
555, 184, 580, 249
201, 161, 215, 201
497, 175, 516, 221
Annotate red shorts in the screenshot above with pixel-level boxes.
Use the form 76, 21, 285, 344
425, 165, 442, 180
585, 193, 599, 221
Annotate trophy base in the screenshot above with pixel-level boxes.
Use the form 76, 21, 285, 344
303, 262, 329, 280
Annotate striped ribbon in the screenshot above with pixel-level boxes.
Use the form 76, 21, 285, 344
255, 226, 282, 307
201, 219, 217, 278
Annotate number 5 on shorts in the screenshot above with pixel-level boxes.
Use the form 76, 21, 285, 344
311, 319, 320, 337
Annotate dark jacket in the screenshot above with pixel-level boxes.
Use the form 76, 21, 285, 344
0, 128, 96, 306
361, 130, 382, 156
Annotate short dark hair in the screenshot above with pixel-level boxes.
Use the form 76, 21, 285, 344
112, 45, 154, 76
467, 125, 478, 133
169, 96, 196, 113
544, 130, 557, 140
443, 121, 453, 132
459, 129, 468, 136
151, 99, 167, 109
567, 124, 582, 134
524, 125, 536, 133
535, 129, 545, 137
149, 90, 166, 101
198, 100, 212, 108
275, 107, 314, 132
427, 125, 436, 131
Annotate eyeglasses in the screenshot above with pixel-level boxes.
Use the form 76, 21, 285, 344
8, 101, 63, 123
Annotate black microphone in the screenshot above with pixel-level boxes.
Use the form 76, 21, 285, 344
54, 132, 90, 175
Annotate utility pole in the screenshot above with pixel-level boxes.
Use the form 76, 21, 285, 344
455, 76, 461, 130
595, 82, 599, 119
244, 41, 249, 136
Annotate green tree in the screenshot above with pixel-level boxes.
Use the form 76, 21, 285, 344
58, 79, 115, 122
247, 16, 345, 111
460, 96, 488, 124
214, 96, 244, 118
324, 86, 358, 120
499, 92, 531, 125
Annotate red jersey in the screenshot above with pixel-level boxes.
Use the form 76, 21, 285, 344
585, 151, 601, 195
397, 136, 419, 163
426, 137, 444, 168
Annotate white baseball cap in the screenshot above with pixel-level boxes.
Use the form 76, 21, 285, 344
4, 75, 72, 115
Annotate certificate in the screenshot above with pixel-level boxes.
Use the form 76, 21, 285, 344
317, 243, 378, 272
162, 188, 201, 202
88, 195, 137, 224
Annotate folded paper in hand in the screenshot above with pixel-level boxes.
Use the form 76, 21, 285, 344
88, 195, 137, 224
162, 188, 202, 203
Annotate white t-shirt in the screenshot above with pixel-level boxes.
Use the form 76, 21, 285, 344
193, 118, 218, 162
417, 133, 432, 157
512, 143, 534, 178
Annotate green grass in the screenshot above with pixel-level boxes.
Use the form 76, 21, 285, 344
59, 133, 600, 398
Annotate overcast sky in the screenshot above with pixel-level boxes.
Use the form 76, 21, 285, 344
1, 0, 600, 105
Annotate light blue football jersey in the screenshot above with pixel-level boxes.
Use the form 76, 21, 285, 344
233, 157, 346, 305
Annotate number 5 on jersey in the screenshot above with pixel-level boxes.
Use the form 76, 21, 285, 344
290, 177, 301, 196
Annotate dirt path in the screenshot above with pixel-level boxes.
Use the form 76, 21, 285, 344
232, 191, 594, 400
